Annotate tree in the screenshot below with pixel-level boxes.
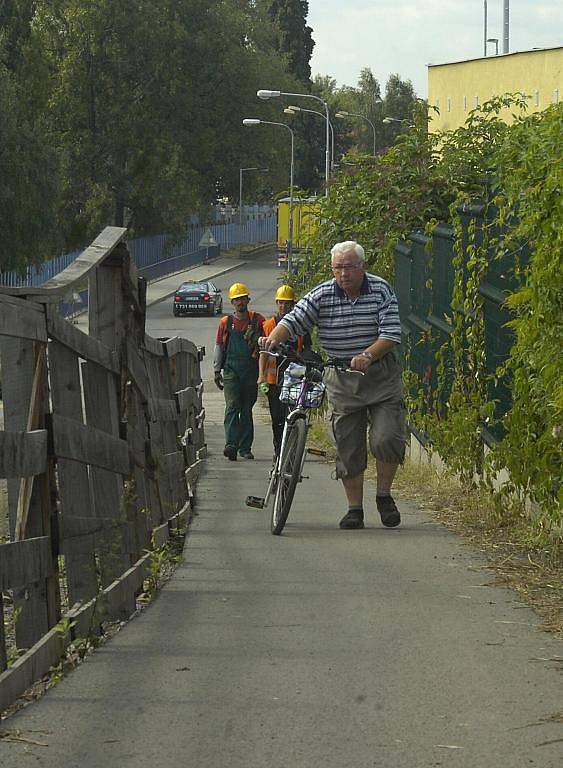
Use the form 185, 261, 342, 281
0, 61, 59, 271
267, 0, 314, 83
26, 0, 302, 245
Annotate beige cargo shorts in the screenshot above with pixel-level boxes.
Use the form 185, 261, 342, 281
324, 351, 407, 479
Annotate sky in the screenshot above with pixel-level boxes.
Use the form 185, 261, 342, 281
307, 1, 563, 97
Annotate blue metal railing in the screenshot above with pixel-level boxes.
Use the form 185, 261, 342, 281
0, 213, 276, 289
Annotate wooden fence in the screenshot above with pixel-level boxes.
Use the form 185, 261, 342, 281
0, 227, 206, 711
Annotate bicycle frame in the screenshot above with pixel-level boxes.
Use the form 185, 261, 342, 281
246, 348, 361, 520
261, 384, 312, 509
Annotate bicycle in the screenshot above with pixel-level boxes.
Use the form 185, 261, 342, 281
246, 345, 360, 535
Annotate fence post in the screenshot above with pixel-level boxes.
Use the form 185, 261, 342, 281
0, 333, 59, 649
86, 242, 132, 584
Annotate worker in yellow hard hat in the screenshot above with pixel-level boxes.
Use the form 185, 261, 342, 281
213, 282, 265, 460
258, 285, 311, 457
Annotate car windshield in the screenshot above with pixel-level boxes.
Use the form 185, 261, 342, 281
178, 283, 208, 292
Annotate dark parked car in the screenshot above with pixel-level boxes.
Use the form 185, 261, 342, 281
173, 281, 223, 316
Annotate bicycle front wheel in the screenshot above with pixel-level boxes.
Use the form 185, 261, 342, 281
271, 416, 307, 535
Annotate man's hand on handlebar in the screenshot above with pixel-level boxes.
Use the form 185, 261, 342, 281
350, 353, 373, 373
258, 335, 278, 352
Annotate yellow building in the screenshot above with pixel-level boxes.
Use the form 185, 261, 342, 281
276, 196, 320, 251
428, 46, 562, 133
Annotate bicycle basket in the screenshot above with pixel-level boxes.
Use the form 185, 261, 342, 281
279, 379, 326, 408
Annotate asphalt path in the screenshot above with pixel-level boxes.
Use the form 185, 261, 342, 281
1, 252, 562, 767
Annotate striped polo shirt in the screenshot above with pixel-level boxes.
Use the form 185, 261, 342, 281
279, 273, 401, 359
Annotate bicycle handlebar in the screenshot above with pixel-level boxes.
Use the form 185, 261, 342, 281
260, 343, 363, 375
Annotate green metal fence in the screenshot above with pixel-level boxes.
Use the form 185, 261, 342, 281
396, 204, 527, 443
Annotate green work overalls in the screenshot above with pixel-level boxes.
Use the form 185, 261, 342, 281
223, 321, 259, 454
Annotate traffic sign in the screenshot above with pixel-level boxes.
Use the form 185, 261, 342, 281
198, 229, 218, 247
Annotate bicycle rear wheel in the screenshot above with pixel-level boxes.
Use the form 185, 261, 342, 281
271, 416, 307, 535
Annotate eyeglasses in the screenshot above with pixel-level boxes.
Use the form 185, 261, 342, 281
332, 263, 362, 273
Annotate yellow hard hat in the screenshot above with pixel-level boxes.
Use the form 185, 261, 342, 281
229, 282, 249, 300
275, 284, 296, 302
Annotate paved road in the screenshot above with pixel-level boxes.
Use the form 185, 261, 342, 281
1, 253, 562, 767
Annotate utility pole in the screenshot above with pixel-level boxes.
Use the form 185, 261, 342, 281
484, 0, 488, 57
503, 0, 510, 54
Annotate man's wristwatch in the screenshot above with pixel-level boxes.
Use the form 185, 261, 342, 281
360, 351, 374, 362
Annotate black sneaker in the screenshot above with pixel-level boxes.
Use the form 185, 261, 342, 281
339, 509, 365, 529
223, 445, 237, 461
377, 496, 401, 527
239, 450, 254, 460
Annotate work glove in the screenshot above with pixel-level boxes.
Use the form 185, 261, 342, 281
214, 372, 224, 390
259, 382, 270, 395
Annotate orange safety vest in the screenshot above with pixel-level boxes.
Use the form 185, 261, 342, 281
262, 315, 304, 385
219, 311, 262, 358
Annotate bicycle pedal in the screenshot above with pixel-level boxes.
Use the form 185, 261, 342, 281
246, 495, 265, 509
307, 447, 326, 456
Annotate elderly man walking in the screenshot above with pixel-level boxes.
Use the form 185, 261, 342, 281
259, 241, 406, 529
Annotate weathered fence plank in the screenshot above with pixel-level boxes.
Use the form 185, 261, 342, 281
0, 336, 51, 649
58, 519, 138, 556
0, 537, 53, 590
0, 295, 47, 341
0, 429, 47, 478
82, 361, 130, 584
176, 386, 198, 413
162, 336, 199, 360
0, 626, 63, 713
148, 397, 179, 423
47, 309, 120, 373
0, 595, 6, 673
50, 412, 130, 475
49, 340, 99, 603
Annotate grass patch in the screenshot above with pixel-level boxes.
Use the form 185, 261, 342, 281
391, 459, 562, 637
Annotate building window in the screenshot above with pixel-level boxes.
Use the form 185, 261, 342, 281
553, 89, 559, 104
447, 97, 451, 112
533, 90, 540, 106
462, 95, 467, 111
474, 95, 479, 109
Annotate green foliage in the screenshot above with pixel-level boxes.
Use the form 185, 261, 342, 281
487, 104, 563, 522
0, 57, 59, 271
267, 0, 314, 83
304, 95, 562, 532
304, 106, 448, 284
1, 0, 307, 261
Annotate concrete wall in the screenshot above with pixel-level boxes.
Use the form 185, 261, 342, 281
428, 46, 562, 133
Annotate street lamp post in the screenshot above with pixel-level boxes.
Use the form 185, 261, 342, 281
257, 89, 330, 196
284, 106, 335, 171
382, 117, 411, 126
239, 166, 268, 226
335, 110, 377, 155
243, 118, 295, 272
487, 37, 499, 56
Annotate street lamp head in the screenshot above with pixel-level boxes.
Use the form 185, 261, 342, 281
286, 105, 301, 112
243, 119, 261, 126
257, 89, 281, 100
335, 111, 350, 118
283, 108, 296, 115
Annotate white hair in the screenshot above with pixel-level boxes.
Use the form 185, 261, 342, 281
330, 241, 365, 262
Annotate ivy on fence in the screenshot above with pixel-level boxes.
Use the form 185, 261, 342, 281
303, 95, 562, 533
